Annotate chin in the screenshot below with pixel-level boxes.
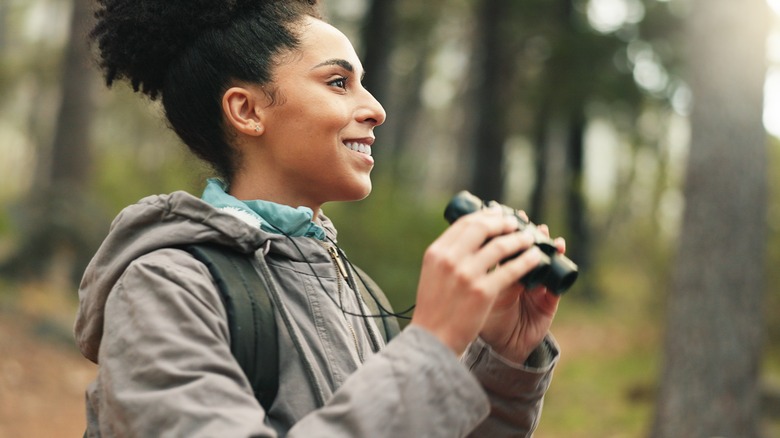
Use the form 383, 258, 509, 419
350, 186, 373, 202
338, 180, 372, 202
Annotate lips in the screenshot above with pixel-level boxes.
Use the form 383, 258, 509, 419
344, 141, 372, 156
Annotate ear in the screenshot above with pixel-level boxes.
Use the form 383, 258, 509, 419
222, 86, 265, 136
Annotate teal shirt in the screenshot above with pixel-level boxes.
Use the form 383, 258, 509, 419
201, 178, 326, 240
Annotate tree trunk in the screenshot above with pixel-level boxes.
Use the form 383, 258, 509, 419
359, 0, 396, 111
387, 41, 429, 185
1, 0, 99, 282
359, 0, 396, 166
564, 107, 595, 301
50, 0, 95, 190
651, 1, 768, 436
529, 101, 550, 220
0, 1, 7, 52
469, 0, 512, 202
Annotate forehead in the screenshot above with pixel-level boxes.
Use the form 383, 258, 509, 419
290, 17, 362, 70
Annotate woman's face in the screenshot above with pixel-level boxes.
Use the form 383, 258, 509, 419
250, 16, 386, 211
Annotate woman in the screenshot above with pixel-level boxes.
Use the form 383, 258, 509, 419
75, 0, 563, 436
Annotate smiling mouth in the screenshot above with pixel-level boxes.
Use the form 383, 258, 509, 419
344, 141, 372, 156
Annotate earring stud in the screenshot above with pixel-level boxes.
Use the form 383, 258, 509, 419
254, 124, 261, 133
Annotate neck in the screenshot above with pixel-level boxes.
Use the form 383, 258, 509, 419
229, 173, 322, 219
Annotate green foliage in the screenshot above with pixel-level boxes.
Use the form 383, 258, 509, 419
93, 142, 205, 215
541, 347, 659, 437
90, 84, 208, 214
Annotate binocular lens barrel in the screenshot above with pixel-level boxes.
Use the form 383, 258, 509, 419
543, 254, 579, 294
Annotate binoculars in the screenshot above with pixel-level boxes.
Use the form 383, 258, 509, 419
444, 191, 578, 295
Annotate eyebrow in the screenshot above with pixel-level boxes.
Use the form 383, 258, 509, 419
312, 58, 366, 81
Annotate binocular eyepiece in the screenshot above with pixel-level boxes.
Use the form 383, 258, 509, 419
444, 191, 578, 295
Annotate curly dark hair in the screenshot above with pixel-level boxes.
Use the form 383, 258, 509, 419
90, 0, 321, 181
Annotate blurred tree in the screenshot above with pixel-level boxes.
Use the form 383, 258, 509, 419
651, 0, 769, 436
382, 0, 438, 184
0, 0, 100, 283
359, 0, 397, 114
518, 0, 654, 300
531, 0, 600, 299
357, 0, 395, 169
467, 0, 513, 202
0, 1, 6, 52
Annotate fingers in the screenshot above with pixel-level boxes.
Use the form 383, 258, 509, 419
471, 230, 534, 273
486, 245, 543, 290
429, 209, 566, 302
554, 237, 566, 254
515, 209, 529, 223
412, 208, 563, 357
430, 210, 555, 292
433, 208, 520, 258
535, 223, 566, 254
422, 229, 536, 300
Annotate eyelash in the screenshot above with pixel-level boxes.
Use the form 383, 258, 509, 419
328, 76, 348, 90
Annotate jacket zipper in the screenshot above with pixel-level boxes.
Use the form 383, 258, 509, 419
327, 246, 349, 280
325, 243, 364, 363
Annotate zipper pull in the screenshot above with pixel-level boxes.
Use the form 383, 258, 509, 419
327, 245, 349, 280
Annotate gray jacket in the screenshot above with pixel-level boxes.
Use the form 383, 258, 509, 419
75, 191, 559, 437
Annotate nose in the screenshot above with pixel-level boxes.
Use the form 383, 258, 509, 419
357, 87, 386, 127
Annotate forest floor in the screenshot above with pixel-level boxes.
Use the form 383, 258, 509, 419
0, 279, 778, 438
0, 282, 96, 438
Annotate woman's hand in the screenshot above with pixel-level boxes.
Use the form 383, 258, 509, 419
410, 208, 548, 357
478, 225, 564, 363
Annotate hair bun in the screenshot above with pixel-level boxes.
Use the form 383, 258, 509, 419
91, 0, 247, 97
91, 0, 322, 97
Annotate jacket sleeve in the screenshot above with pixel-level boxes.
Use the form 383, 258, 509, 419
462, 335, 560, 437
92, 249, 493, 437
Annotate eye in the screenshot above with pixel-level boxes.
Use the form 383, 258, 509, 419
328, 76, 348, 90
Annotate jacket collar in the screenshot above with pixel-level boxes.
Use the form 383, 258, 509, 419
201, 178, 327, 241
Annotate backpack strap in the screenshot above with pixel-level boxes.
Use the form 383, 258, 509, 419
182, 243, 399, 414
182, 244, 278, 412
351, 265, 402, 342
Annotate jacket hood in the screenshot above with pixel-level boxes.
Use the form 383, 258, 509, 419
74, 190, 337, 363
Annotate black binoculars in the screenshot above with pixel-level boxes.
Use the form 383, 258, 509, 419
444, 191, 578, 295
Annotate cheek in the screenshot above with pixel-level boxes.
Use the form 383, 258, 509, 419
305, 115, 351, 150
269, 97, 352, 153
308, 100, 352, 130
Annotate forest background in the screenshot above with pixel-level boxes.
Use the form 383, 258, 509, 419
0, 0, 779, 436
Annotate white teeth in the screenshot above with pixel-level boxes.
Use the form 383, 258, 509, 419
345, 142, 372, 156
